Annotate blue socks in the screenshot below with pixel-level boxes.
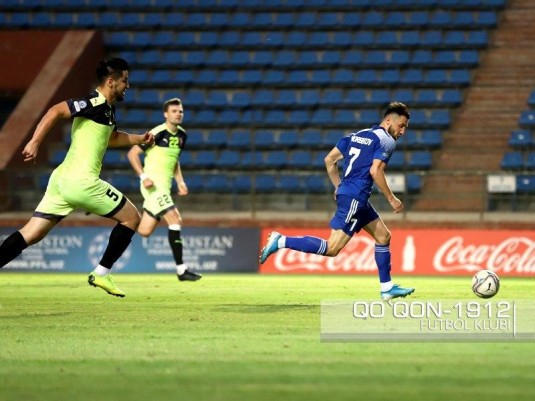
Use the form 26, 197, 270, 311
285, 236, 328, 255
375, 243, 392, 283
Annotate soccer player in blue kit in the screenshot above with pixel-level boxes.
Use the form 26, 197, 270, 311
260, 102, 415, 301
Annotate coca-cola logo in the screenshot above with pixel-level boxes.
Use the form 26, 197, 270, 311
272, 236, 377, 272
433, 236, 535, 273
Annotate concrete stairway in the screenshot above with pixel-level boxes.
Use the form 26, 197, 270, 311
413, 0, 535, 211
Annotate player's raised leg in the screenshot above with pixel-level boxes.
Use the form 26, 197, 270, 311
259, 229, 351, 264
0, 216, 58, 267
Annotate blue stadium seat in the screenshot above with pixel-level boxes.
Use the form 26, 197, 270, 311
526, 153, 535, 170
228, 131, 251, 149
417, 130, 443, 149
334, 109, 356, 125
401, 69, 424, 85
234, 175, 252, 193
240, 70, 262, 85
264, 151, 288, 169
369, 89, 390, 106
252, 89, 275, 107
516, 175, 535, 193
407, 151, 433, 170
340, 12, 361, 27
255, 175, 277, 193
399, 31, 419, 47
519, 111, 535, 128
218, 110, 241, 125
384, 12, 406, 28
286, 31, 307, 47
278, 131, 300, 148
184, 89, 205, 107
406, 174, 422, 193
299, 89, 321, 107
288, 150, 313, 169
159, 50, 181, 65
343, 89, 366, 106
185, 174, 205, 193
310, 70, 331, 85
219, 70, 240, 85
421, 30, 442, 47
278, 175, 305, 193
477, 11, 498, 28
322, 89, 344, 106
205, 131, 228, 148
508, 130, 532, 148
205, 174, 231, 193
231, 92, 251, 108
219, 31, 240, 47
254, 131, 277, 149
310, 109, 333, 125
194, 151, 217, 169
303, 175, 329, 193
241, 151, 264, 169
388, 152, 405, 170
153, 31, 174, 47
331, 33, 352, 48
273, 13, 294, 28
311, 152, 327, 169
300, 130, 324, 149
449, 69, 471, 86
341, 50, 363, 66
275, 89, 297, 107
391, 89, 414, 104
500, 152, 524, 170
332, 69, 354, 84
185, 130, 204, 149
178, 152, 195, 168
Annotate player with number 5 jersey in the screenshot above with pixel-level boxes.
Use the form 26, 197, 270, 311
0, 58, 155, 298
260, 102, 415, 301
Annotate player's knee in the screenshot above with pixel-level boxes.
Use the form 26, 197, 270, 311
376, 229, 391, 245
137, 226, 152, 237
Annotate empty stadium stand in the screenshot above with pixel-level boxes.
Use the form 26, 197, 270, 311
5, 0, 529, 212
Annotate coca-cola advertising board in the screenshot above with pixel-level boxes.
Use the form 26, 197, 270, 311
259, 228, 535, 277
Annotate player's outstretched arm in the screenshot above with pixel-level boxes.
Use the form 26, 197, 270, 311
108, 131, 154, 148
22, 101, 71, 162
370, 159, 404, 214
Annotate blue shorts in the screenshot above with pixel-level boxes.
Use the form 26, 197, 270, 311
330, 195, 380, 236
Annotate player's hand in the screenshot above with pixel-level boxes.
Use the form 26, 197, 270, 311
139, 132, 155, 146
178, 181, 188, 196
22, 140, 39, 163
142, 177, 154, 188
388, 195, 404, 214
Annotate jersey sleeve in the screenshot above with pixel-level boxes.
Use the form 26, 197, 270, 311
335, 135, 350, 154
374, 137, 396, 163
66, 95, 95, 118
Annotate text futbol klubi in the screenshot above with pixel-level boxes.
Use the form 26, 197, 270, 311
320, 300, 535, 342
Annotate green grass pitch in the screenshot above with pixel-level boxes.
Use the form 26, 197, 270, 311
1, 273, 534, 401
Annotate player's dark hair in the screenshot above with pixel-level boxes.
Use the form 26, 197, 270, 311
96, 58, 130, 84
383, 101, 410, 120
163, 97, 182, 112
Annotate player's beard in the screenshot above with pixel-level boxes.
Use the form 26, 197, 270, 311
387, 125, 398, 140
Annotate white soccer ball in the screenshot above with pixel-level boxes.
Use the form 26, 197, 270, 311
472, 270, 500, 299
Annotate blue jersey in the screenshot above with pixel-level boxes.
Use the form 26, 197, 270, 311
335, 125, 396, 202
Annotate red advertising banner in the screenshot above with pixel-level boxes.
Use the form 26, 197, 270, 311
259, 228, 535, 277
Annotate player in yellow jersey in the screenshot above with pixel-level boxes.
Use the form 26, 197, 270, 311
0, 58, 154, 297
127, 98, 201, 282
